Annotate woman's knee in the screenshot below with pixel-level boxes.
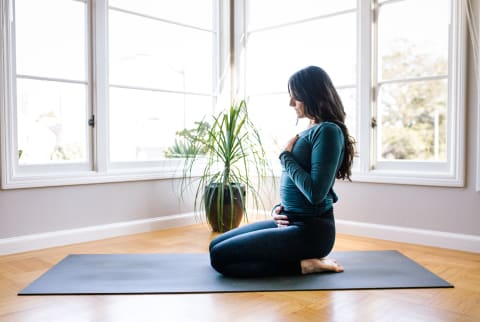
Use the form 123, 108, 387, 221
208, 237, 218, 253
209, 230, 232, 252
209, 244, 224, 273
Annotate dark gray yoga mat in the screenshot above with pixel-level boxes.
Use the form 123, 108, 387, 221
18, 250, 452, 295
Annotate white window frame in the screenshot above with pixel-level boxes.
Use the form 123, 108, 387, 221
353, 0, 467, 187
237, 0, 467, 187
0, 0, 228, 189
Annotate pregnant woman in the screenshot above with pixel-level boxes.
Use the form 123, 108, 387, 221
209, 65, 356, 277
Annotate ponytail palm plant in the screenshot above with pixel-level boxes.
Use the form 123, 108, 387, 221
181, 100, 273, 232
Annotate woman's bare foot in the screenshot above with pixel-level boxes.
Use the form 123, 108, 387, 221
301, 258, 344, 274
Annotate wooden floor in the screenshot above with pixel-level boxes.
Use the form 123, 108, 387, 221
1, 224, 479, 322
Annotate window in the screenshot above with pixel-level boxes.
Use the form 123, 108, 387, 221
369, 0, 466, 186
240, 0, 466, 186
1, 0, 222, 188
0, 0, 467, 189
239, 0, 357, 162
8, 0, 90, 171
107, 1, 216, 164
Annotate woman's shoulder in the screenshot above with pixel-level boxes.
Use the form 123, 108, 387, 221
310, 121, 343, 136
304, 122, 344, 148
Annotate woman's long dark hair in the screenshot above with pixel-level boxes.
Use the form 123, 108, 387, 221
288, 66, 356, 181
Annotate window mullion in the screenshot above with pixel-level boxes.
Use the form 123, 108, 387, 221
0, 0, 15, 187
233, 0, 246, 100
447, 0, 467, 186
92, 0, 109, 173
356, 0, 374, 174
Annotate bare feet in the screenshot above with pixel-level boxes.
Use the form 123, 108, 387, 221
300, 258, 344, 275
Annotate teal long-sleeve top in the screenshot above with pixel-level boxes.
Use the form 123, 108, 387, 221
279, 121, 345, 215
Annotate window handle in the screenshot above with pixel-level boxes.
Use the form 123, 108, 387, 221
88, 115, 95, 127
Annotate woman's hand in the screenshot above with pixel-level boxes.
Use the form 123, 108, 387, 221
284, 134, 299, 152
272, 204, 290, 228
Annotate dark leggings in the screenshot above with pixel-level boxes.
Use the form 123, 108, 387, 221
209, 209, 336, 277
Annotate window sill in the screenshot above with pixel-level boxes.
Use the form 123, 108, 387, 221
270, 163, 464, 187
0, 155, 218, 189
2, 161, 464, 190
350, 169, 464, 187
1, 167, 182, 190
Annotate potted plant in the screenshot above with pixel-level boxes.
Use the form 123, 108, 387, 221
178, 100, 273, 232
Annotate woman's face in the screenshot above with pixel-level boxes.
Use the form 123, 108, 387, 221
289, 95, 305, 119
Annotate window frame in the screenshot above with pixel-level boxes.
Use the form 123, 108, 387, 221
359, 0, 467, 187
238, 0, 359, 175
1, 0, 227, 189
237, 0, 467, 187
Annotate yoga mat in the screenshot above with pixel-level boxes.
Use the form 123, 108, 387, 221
18, 250, 452, 295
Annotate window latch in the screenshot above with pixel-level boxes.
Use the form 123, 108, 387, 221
88, 115, 95, 127
371, 117, 377, 129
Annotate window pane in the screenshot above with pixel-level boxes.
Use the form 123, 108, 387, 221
247, 0, 355, 30
14, 0, 87, 81
378, 0, 449, 81
248, 94, 311, 159
16, 79, 88, 164
109, 8, 213, 94
378, 80, 448, 161
245, 2, 358, 163
109, 88, 212, 162
338, 87, 357, 141
248, 89, 356, 160
109, 0, 213, 30
246, 12, 356, 94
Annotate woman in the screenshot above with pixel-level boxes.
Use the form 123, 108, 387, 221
209, 66, 356, 277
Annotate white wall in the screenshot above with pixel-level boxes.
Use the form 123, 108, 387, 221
0, 180, 194, 239
0, 179, 199, 254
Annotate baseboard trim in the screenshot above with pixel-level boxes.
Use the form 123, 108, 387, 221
336, 219, 480, 253
0, 213, 196, 256
1, 213, 478, 255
